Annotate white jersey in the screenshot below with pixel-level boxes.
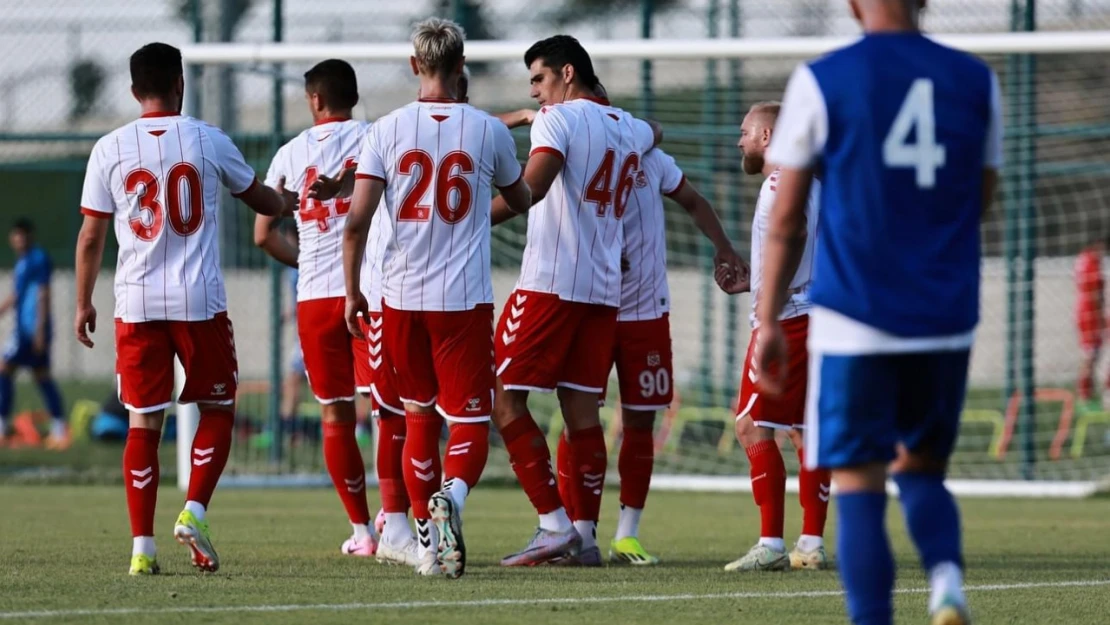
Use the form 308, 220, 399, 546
749, 168, 821, 326
356, 100, 522, 312
360, 208, 391, 313
79, 113, 257, 322
619, 148, 686, 321
516, 98, 656, 307
265, 118, 368, 302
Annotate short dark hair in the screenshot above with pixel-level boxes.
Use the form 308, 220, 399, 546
130, 43, 183, 99
11, 218, 34, 235
524, 35, 599, 89
304, 59, 359, 110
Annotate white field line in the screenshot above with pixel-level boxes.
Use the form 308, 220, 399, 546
2, 579, 1108, 620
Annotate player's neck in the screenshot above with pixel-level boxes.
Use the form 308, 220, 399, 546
313, 111, 352, 125
562, 84, 601, 105
417, 76, 460, 103
762, 162, 777, 177
860, 12, 919, 33
139, 98, 180, 118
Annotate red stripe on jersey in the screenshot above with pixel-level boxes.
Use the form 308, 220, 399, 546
80, 206, 112, 219
663, 175, 687, 198
231, 177, 259, 198
355, 173, 387, 183
495, 172, 525, 192
530, 146, 564, 160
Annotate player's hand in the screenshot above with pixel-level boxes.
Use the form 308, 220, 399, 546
345, 294, 369, 339
275, 176, 299, 217
753, 321, 787, 396
74, 305, 97, 349
518, 109, 536, 126
308, 166, 355, 202
714, 248, 750, 294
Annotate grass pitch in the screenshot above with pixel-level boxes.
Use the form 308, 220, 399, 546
1, 486, 1109, 624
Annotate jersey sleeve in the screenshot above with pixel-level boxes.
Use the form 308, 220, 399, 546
263, 144, 288, 189
207, 126, 259, 197
79, 141, 114, 219
653, 150, 686, 196
529, 106, 570, 160
983, 70, 1004, 170
766, 64, 828, 170
491, 121, 523, 189
632, 117, 656, 155
354, 123, 387, 183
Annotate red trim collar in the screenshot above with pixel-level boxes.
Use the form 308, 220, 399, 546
140, 111, 179, 118
579, 96, 611, 106
417, 97, 460, 103
314, 116, 352, 126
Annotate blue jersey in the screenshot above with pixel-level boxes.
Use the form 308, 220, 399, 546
13, 246, 53, 339
768, 33, 1002, 338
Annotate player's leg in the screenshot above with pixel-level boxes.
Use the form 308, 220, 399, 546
170, 313, 240, 573
891, 350, 973, 625
493, 290, 582, 566
279, 340, 304, 441
114, 319, 175, 575
425, 306, 494, 579
0, 354, 14, 442
788, 427, 830, 570
33, 364, 67, 448
382, 305, 443, 575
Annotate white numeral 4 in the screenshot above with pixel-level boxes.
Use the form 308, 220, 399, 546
882, 78, 947, 189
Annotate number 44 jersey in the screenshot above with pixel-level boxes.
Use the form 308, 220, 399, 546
80, 112, 260, 323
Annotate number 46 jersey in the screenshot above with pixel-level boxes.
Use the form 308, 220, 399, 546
768, 33, 1003, 339
80, 113, 259, 323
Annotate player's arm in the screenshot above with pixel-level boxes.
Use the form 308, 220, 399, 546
74, 215, 109, 349
495, 109, 535, 130
236, 177, 297, 217
668, 178, 748, 294
491, 152, 559, 225
0, 292, 13, 317
253, 214, 299, 268
982, 71, 1004, 217
341, 176, 383, 339
308, 164, 358, 202
210, 126, 296, 217
33, 272, 51, 353
758, 168, 812, 324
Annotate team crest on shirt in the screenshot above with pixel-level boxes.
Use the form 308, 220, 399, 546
646, 352, 661, 367
465, 397, 482, 412
635, 170, 648, 189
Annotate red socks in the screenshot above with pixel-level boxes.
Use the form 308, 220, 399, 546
746, 439, 786, 540
618, 425, 654, 509
402, 411, 442, 520
443, 422, 489, 489
186, 409, 233, 507
567, 425, 607, 523
797, 447, 831, 537
556, 432, 576, 519
322, 420, 371, 525
500, 413, 563, 514
376, 414, 409, 514
124, 427, 161, 537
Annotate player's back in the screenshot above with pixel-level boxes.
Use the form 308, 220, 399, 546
81, 113, 258, 322
518, 98, 656, 307
267, 119, 367, 300
619, 148, 685, 321
803, 35, 998, 337
360, 100, 520, 312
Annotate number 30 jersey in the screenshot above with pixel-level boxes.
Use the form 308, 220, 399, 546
80, 112, 259, 323
516, 98, 656, 308
265, 118, 369, 303
356, 99, 522, 312
767, 33, 1003, 338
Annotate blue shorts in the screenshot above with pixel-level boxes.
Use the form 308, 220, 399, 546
2, 334, 50, 370
804, 348, 970, 470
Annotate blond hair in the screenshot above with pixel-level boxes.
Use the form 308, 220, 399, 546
412, 17, 466, 76
749, 101, 781, 121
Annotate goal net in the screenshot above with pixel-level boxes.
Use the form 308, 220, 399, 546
179, 32, 1110, 495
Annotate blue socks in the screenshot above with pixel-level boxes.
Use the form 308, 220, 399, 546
893, 472, 963, 571
36, 377, 64, 421
0, 373, 12, 420
837, 491, 895, 625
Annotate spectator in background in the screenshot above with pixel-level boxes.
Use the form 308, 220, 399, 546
1076, 230, 1109, 411
0, 218, 67, 448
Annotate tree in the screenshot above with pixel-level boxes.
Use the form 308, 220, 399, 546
69, 59, 105, 122
548, 0, 683, 27
175, 0, 254, 31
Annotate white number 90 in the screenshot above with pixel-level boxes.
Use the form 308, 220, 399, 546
639, 369, 671, 398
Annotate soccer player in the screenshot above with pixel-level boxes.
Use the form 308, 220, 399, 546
1075, 232, 1108, 410
339, 18, 531, 578
0, 218, 67, 448
756, 1, 1002, 623
256, 58, 411, 559
490, 35, 661, 567
74, 42, 296, 576
723, 102, 830, 573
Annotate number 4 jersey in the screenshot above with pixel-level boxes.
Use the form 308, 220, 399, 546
356, 100, 522, 312
767, 33, 1003, 338
80, 112, 259, 323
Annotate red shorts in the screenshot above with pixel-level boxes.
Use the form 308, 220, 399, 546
1077, 304, 1104, 353
382, 303, 494, 422
605, 315, 674, 410
495, 290, 619, 394
352, 312, 403, 416
296, 298, 358, 403
735, 315, 809, 430
114, 312, 238, 413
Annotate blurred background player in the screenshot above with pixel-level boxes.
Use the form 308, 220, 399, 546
338, 17, 531, 578
490, 35, 661, 567
725, 101, 829, 573
75, 42, 296, 576
756, 1, 1002, 623
1075, 230, 1108, 411
255, 58, 385, 558
0, 218, 67, 448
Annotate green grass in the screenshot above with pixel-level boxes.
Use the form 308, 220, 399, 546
1, 486, 1108, 624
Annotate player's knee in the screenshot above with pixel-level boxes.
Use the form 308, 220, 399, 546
890, 445, 948, 475
621, 408, 655, 431
31, 367, 52, 383
128, 410, 166, 431
734, 416, 771, 448
320, 400, 357, 423
493, 389, 528, 427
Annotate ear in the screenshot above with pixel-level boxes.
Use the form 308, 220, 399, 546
175, 75, 185, 98
130, 85, 140, 104
562, 63, 575, 85
761, 125, 773, 146
456, 56, 466, 74
410, 56, 420, 76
